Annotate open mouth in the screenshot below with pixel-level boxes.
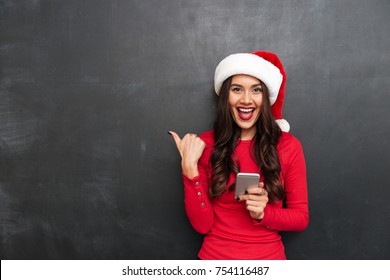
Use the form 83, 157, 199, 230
237, 107, 255, 121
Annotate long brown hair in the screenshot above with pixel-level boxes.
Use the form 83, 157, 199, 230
210, 76, 284, 202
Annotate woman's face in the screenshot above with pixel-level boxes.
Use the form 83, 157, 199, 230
228, 74, 264, 140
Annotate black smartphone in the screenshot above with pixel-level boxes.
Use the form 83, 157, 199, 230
234, 173, 260, 199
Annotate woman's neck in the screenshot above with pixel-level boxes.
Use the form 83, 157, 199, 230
240, 127, 256, 140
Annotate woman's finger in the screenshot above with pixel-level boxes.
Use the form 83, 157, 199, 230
245, 198, 267, 206
169, 131, 182, 151
246, 187, 268, 196
246, 204, 265, 212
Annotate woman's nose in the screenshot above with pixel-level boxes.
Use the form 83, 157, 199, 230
240, 91, 252, 103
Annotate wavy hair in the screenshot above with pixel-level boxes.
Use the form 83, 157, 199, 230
210, 76, 284, 202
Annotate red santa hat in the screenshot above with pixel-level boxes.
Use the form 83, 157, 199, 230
214, 50, 290, 132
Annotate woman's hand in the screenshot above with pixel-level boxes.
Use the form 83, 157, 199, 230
169, 131, 206, 178
239, 182, 268, 220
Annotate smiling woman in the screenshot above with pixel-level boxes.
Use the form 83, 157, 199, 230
170, 51, 308, 260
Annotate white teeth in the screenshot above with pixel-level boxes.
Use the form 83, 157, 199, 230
238, 108, 254, 113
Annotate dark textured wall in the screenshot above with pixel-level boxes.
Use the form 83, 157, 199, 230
1, 0, 389, 259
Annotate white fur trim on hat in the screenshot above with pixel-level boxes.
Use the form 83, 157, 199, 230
214, 53, 283, 105
275, 119, 290, 132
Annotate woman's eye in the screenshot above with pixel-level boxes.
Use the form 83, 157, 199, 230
232, 87, 242, 92
253, 87, 263, 93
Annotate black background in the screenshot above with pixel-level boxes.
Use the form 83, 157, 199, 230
1, 0, 389, 259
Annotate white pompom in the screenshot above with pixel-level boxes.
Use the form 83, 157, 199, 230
275, 119, 290, 132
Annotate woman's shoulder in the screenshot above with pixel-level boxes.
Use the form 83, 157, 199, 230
279, 131, 299, 141
199, 130, 215, 145
278, 131, 303, 151
277, 132, 306, 174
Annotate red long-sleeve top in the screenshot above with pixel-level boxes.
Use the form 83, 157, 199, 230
182, 130, 309, 259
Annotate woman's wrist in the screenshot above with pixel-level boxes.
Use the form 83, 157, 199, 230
182, 162, 199, 179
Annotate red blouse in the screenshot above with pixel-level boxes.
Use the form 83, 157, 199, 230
182, 130, 309, 259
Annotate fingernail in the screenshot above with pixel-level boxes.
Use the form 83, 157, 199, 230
167, 131, 172, 135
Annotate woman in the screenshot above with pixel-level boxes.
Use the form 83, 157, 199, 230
169, 51, 309, 259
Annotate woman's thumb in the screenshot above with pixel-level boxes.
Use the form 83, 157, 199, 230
168, 131, 181, 149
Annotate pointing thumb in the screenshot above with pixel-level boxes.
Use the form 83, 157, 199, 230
168, 131, 181, 150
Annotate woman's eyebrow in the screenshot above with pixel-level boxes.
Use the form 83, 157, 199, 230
230, 83, 262, 87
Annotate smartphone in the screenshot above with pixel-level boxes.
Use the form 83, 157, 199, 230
235, 173, 260, 199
